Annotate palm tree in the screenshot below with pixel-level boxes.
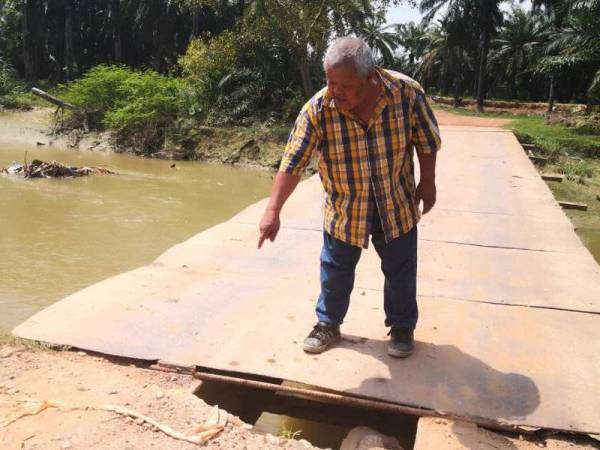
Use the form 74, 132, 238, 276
535, 0, 600, 109
490, 8, 547, 99
355, 9, 402, 68
419, 19, 472, 105
396, 21, 428, 68
419, 0, 505, 112
474, 0, 505, 111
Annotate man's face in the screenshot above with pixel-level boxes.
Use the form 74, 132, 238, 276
325, 64, 369, 111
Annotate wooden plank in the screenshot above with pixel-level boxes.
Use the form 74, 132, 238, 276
559, 201, 588, 211
529, 155, 548, 164
541, 174, 564, 182
521, 143, 535, 151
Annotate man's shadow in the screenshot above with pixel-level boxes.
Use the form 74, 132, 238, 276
339, 334, 540, 424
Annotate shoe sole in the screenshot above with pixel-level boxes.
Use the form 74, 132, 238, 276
303, 335, 342, 354
387, 347, 413, 358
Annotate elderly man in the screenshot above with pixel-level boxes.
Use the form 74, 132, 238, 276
258, 36, 441, 358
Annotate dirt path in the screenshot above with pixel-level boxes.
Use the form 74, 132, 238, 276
433, 109, 511, 127
0, 343, 317, 450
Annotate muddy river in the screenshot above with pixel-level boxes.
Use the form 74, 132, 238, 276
0, 111, 272, 332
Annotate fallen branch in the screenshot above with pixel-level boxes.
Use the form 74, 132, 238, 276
30, 88, 76, 110
1, 397, 224, 445
1, 159, 116, 178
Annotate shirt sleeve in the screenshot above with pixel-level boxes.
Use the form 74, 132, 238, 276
411, 90, 442, 155
278, 108, 318, 176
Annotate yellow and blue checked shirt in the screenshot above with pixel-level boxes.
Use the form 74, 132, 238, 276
279, 68, 441, 248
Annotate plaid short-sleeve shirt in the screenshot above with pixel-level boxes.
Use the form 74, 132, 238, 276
279, 68, 441, 248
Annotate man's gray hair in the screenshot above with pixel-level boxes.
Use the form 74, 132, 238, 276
323, 36, 375, 78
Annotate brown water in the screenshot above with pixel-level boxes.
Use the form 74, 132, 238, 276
0, 112, 272, 332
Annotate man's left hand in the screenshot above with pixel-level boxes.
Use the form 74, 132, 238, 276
416, 179, 436, 215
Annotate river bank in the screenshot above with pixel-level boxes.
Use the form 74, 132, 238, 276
0, 107, 292, 171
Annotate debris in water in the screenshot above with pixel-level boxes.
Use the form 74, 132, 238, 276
1, 159, 116, 178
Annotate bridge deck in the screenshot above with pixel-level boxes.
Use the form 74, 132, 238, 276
13, 126, 600, 434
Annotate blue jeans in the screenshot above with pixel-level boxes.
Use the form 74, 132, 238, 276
315, 214, 418, 329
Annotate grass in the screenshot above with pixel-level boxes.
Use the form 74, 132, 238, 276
506, 116, 600, 159
1, 82, 70, 110
541, 159, 600, 229
0, 332, 71, 351
433, 103, 520, 119
279, 427, 302, 440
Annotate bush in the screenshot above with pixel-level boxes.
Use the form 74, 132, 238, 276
559, 159, 594, 181
207, 69, 267, 125
571, 114, 600, 135
61, 65, 141, 130
61, 65, 185, 153
0, 57, 30, 109
178, 32, 237, 116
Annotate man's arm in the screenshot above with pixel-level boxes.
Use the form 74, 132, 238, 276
258, 104, 318, 249
412, 90, 441, 214
258, 172, 300, 248
416, 151, 437, 214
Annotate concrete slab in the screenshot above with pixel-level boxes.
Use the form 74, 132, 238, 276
13, 125, 600, 435
413, 417, 598, 450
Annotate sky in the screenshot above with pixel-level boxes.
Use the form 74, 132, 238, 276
385, 0, 534, 26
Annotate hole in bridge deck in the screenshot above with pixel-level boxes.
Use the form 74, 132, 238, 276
193, 368, 418, 449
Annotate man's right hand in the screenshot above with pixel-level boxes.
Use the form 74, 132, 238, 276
258, 209, 281, 249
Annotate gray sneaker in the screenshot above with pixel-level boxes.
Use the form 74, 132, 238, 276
387, 327, 414, 358
303, 322, 341, 354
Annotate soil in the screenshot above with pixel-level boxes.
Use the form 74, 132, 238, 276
433, 109, 512, 128
0, 342, 319, 450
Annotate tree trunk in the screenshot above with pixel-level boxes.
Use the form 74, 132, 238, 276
476, 29, 490, 113
111, 0, 122, 64
65, 0, 74, 80
298, 53, 313, 97
547, 74, 555, 114
453, 63, 462, 107
440, 58, 449, 96
21, 0, 34, 80
510, 71, 517, 100
153, 1, 171, 72
191, 7, 200, 38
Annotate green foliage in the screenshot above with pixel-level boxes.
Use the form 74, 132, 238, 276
507, 116, 600, 158
0, 57, 29, 109
62, 65, 185, 153
569, 114, 600, 134
178, 32, 238, 114
207, 69, 267, 125
63, 65, 133, 118
279, 427, 302, 440
559, 158, 594, 181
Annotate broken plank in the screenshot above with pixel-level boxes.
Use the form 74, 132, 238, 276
529, 155, 548, 164
542, 174, 564, 182
559, 201, 588, 211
